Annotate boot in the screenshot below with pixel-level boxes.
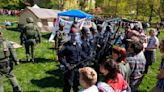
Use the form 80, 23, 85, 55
26, 54, 30, 62
31, 58, 35, 63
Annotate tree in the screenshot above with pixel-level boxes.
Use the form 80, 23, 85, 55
159, 0, 164, 21
63, 0, 80, 10
85, 0, 96, 11
0, 0, 20, 9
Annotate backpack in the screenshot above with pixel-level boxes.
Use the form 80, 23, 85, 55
25, 25, 37, 39
0, 41, 10, 59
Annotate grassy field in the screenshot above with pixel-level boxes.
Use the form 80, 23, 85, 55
0, 15, 164, 92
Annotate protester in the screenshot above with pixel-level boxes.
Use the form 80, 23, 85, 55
78, 67, 98, 92
156, 22, 161, 37
112, 46, 131, 83
144, 28, 159, 74
150, 39, 164, 92
126, 38, 146, 92
97, 81, 114, 92
99, 59, 127, 92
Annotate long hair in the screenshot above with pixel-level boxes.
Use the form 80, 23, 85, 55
100, 59, 119, 81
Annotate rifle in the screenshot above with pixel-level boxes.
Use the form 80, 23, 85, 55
63, 58, 91, 74
113, 22, 121, 40
97, 22, 121, 62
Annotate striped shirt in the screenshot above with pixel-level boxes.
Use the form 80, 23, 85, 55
127, 52, 146, 80
126, 51, 146, 90
156, 57, 164, 89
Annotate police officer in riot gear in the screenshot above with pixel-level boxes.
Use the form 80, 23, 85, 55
81, 27, 92, 57
58, 26, 87, 92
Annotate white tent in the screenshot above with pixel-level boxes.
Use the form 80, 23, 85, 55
19, 6, 61, 32
32, 4, 40, 8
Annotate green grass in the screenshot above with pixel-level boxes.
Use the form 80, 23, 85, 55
0, 15, 164, 92
2, 29, 63, 91
138, 31, 164, 92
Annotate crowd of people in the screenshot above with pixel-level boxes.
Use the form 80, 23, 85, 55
0, 9, 20, 16
55, 17, 164, 92
0, 15, 164, 92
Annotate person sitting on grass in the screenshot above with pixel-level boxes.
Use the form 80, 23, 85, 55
78, 67, 98, 92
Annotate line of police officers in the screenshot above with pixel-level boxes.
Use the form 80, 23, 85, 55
58, 22, 115, 92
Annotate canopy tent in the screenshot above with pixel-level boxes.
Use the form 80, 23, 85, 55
49, 9, 93, 42
58, 9, 93, 19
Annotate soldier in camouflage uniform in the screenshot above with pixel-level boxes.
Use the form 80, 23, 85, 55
55, 23, 65, 61
20, 17, 41, 63
0, 30, 21, 92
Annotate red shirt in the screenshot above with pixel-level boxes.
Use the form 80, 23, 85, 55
106, 73, 127, 92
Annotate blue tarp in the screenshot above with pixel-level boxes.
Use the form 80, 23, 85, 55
58, 9, 93, 19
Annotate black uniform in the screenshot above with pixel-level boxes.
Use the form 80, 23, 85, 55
81, 39, 91, 57
95, 32, 104, 57
59, 41, 87, 92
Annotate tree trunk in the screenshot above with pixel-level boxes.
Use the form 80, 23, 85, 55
115, 0, 118, 17
28, 0, 34, 6
160, 0, 164, 21
149, 2, 154, 22
136, 0, 139, 19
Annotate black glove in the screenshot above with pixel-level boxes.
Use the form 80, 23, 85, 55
66, 64, 72, 70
